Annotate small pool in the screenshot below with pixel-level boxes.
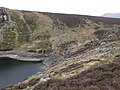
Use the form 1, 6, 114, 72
0, 57, 46, 89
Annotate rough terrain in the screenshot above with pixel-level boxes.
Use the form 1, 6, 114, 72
0, 7, 120, 90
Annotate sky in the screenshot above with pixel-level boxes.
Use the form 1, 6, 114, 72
0, 0, 119, 16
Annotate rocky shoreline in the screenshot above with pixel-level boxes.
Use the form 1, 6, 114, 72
0, 50, 47, 61
0, 50, 63, 67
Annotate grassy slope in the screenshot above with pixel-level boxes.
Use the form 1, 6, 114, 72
33, 56, 120, 90
1, 8, 120, 90
0, 8, 120, 53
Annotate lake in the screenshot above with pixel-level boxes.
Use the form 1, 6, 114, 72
0, 57, 46, 89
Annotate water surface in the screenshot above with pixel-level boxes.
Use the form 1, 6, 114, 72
0, 57, 46, 89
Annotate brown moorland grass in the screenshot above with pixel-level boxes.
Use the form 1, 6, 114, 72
32, 55, 120, 90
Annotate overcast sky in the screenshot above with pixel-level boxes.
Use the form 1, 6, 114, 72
0, 0, 119, 16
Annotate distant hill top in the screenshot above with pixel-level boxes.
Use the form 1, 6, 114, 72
102, 13, 120, 18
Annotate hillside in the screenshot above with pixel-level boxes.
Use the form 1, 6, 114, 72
0, 7, 120, 53
0, 7, 120, 90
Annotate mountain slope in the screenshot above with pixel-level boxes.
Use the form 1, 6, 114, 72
0, 7, 120, 53
0, 7, 120, 90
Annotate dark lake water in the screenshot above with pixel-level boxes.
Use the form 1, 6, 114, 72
0, 57, 46, 89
